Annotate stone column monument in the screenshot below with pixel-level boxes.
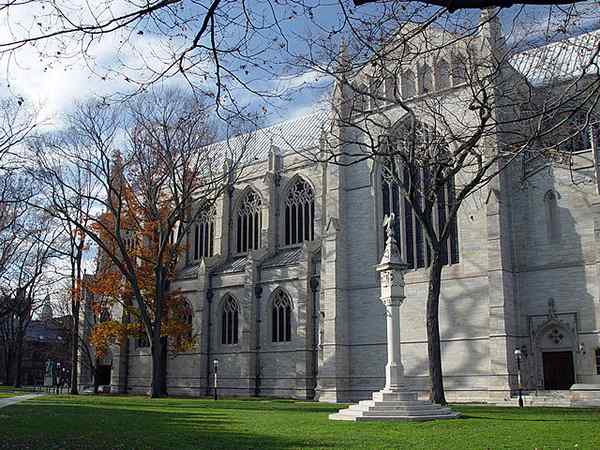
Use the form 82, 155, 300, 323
330, 214, 460, 421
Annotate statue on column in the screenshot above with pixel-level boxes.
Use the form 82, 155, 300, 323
329, 214, 459, 421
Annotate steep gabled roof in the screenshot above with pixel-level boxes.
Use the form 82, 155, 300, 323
206, 109, 329, 165
510, 29, 600, 86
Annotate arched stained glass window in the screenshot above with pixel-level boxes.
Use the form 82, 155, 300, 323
236, 190, 262, 254
285, 178, 315, 246
221, 296, 239, 345
451, 53, 467, 85
401, 70, 416, 99
435, 58, 450, 91
384, 75, 396, 103
181, 301, 193, 340
271, 290, 292, 342
381, 122, 459, 269
192, 207, 215, 260
418, 63, 433, 94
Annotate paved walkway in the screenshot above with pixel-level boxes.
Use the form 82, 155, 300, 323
0, 393, 44, 409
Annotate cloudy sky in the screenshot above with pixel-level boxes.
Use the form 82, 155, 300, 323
0, 0, 598, 130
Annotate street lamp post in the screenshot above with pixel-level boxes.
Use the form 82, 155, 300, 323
55, 363, 61, 395
213, 359, 219, 400
514, 348, 523, 408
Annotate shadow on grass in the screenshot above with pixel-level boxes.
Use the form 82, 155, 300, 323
0, 398, 313, 450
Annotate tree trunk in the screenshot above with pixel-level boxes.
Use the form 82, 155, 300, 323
2, 350, 12, 385
150, 333, 162, 398
70, 302, 80, 394
13, 334, 23, 388
159, 336, 168, 396
426, 252, 446, 406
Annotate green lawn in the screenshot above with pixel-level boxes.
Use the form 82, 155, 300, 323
0, 395, 599, 449
0, 386, 33, 398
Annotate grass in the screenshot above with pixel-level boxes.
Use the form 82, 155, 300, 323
0, 395, 599, 449
0, 386, 33, 398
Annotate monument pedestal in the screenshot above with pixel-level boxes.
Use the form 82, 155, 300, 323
329, 390, 460, 421
330, 214, 460, 422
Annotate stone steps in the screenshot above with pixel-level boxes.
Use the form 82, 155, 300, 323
330, 393, 461, 422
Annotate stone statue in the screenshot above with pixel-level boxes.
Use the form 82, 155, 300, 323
382, 213, 396, 240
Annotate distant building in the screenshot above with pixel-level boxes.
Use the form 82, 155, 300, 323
0, 303, 72, 386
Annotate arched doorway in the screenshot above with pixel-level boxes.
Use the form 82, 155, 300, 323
533, 318, 576, 390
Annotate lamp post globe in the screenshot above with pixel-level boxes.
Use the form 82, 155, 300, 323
213, 359, 219, 400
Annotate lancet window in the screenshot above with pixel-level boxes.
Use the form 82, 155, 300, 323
285, 178, 315, 246
271, 290, 292, 343
236, 190, 262, 254
192, 207, 215, 260
221, 296, 239, 345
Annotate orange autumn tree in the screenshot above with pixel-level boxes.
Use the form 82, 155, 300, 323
32, 88, 246, 397
86, 192, 195, 362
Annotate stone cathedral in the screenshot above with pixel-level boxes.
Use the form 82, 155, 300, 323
80, 14, 600, 404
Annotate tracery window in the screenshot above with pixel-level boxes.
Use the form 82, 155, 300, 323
369, 76, 385, 110
236, 190, 262, 254
435, 58, 450, 91
557, 113, 598, 153
353, 82, 369, 113
418, 63, 433, 94
221, 296, 239, 345
177, 301, 194, 342
271, 290, 292, 342
285, 178, 315, 246
384, 75, 396, 103
401, 70, 416, 99
192, 207, 215, 260
381, 123, 459, 269
451, 53, 467, 85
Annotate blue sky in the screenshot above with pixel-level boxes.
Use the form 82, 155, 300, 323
0, 0, 597, 130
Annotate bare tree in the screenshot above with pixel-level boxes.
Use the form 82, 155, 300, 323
31, 88, 249, 397
1, 0, 593, 124
292, 8, 599, 404
0, 212, 63, 386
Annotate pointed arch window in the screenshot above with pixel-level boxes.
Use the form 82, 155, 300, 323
544, 190, 561, 242
381, 123, 459, 269
418, 63, 433, 94
451, 53, 467, 85
236, 190, 262, 254
180, 301, 193, 341
384, 74, 396, 103
369, 76, 384, 110
353, 82, 368, 113
401, 70, 416, 99
285, 178, 315, 246
435, 58, 450, 91
192, 207, 215, 261
272, 290, 292, 342
221, 296, 239, 345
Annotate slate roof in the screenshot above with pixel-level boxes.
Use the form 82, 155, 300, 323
210, 248, 305, 275
179, 263, 200, 279
206, 109, 329, 165
510, 29, 600, 86
25, 320, 67, 343
262, 247, 305, 268
213, 256, 250, 274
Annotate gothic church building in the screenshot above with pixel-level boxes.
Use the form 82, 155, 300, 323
80, 15, 600, 403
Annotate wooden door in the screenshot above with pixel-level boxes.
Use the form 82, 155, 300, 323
542, 351, 574, 390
